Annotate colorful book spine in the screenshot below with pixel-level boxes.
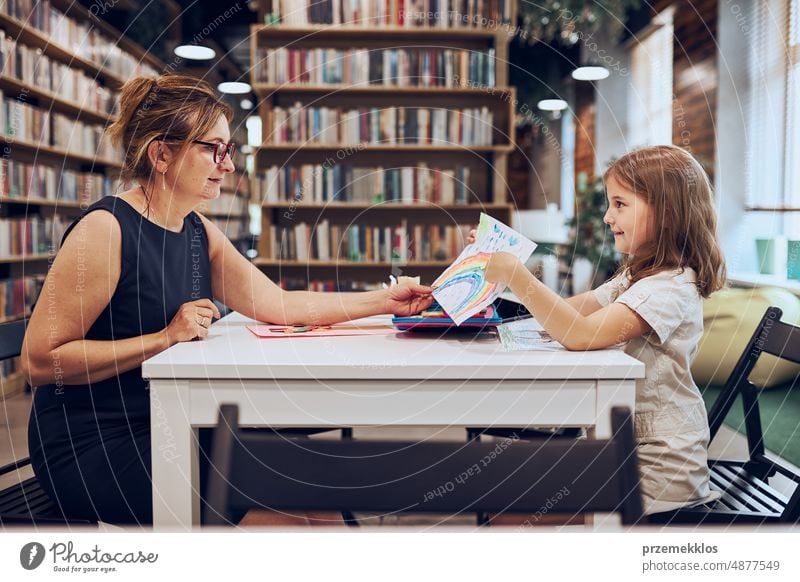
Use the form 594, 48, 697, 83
266, 0, 511, 28
258, 163, 472, 205
256, 47, 495, 87
268, 221, 473, 262
270, 104, 493, 146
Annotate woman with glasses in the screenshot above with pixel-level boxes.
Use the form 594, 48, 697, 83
20, 74, 433, 526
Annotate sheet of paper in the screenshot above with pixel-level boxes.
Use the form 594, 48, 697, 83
497, 320, 564, 351
432, 213, 537, 325
247, 324, 396, 338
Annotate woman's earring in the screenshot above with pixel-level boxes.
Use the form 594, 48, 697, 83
162, 169, 167, 192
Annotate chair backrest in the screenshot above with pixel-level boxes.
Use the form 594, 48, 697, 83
0, 319, 26, 362
751, 307, 800, 364
707, 306, 800, 452
204, 404, 643, 526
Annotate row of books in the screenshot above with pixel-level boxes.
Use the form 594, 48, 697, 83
217, 219, 250, 241
269, 220, 472, 262
0, 93, 116, 159
0, 159, 114, 203
0, 215, 66, 256
1, 0, 159, 80
267, 0, 512, 28
277, 277, 382, 292
1, 356, 19, 383
197, 193, 250, 216
221, 172, 249, 194
0, 275, 44, 321
0, 30, 117, 114
0, 273, 43, 385
259, 163, 473, 205
0, 92, 48, 143
255, 47, 495, 87
270, 104, 494, 146
52, 111, 115, 159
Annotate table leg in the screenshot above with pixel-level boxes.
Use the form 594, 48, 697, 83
589, 379, 637, 439
589, 379, 637, 529
150, 379, 198, 530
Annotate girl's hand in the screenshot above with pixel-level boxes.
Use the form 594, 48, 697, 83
164, 299, 221, 344
466, 229, 477, 245
484, 252, 523, 287
383, 283, 434, 316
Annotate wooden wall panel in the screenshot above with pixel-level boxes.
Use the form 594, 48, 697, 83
574, 81, 597, 192
656, 0, 719, 177
508, 125, 534, 210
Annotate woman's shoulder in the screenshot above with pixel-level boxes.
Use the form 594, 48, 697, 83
64, 196, 122, 235
79, 193, 136, 217
59, 200, 122, 256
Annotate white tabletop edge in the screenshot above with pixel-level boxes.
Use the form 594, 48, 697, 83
142, 312, 646, 381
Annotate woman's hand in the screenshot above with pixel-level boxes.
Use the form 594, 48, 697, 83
164, 299, 222, 344
383, 283, 434, 316
466, 229, 477, 245
484, 252, 524, 288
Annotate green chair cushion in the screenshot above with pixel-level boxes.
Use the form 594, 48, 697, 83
692, 287, 800, 389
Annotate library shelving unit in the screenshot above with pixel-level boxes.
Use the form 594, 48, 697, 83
250, 0, 517, 291
195, 163, 252, 243
184, 58, 254, 250
0, 0, 163, 397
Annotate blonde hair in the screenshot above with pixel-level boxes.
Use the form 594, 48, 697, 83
604, 145, 726, 298
106, 74, 233, 182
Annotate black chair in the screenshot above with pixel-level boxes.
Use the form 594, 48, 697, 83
650, 306, 800, 524
0, 319, 96, 526
204, 403, 643, 526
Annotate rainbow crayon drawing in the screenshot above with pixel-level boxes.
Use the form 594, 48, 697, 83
433, 213, 536, 325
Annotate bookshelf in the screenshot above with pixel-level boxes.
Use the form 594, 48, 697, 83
0, 0, 164, 397
251, 0, 517, 290
196, 167, 252, 242
181, 47, 254, 247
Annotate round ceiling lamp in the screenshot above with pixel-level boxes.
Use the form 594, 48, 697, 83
537, 99, 568, 111
218, 82, 252, 95
571, 66, 610, 81
174, 45, 216, 60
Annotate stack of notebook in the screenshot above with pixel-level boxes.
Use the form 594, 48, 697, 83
392, 301, 502, 331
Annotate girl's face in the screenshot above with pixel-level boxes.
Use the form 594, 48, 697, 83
603, 175, 655, 256
170, 115, 236, 202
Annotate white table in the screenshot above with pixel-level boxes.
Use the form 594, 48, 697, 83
142, 313, 645, 529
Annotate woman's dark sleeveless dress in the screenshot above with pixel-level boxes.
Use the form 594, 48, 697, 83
27, 196, 213, 524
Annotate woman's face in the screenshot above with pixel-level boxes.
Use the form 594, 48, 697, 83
170, 115, 236, 202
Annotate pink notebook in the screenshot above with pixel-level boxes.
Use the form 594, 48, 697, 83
247, 324, 397, 338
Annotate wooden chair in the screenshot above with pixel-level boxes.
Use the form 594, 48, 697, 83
0, 319, 96, 526
203, 404, 643, 526
650, 306, 800, 524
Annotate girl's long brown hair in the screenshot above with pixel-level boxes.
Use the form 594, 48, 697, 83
604, 145, 726, 298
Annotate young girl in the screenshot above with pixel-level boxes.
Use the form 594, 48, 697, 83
481, 145, 726, 515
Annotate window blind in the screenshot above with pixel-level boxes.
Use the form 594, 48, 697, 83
628, 8, 674, 148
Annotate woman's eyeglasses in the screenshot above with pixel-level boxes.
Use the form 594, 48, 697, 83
192, 140, 236, 164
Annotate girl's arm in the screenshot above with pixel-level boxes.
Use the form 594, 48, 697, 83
465, 229, 602, 316
486, 252, 650, 350
565, 291, 603, 315
201, 216, 432, 325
